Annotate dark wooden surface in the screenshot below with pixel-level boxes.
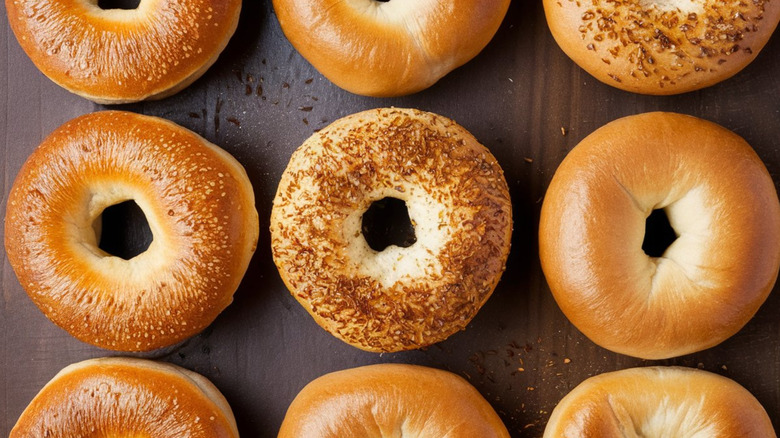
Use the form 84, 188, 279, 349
2, 1, 780, 436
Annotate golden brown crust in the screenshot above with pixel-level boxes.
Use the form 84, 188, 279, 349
270, 108, 512, 352
11, 357, 239, 438
271, 0, 510, 97
544, 0, 780, 94
5, 0, 242, 104
4, 111, 259, 351
539, 112, 780, 359
544, 367, 776, 437
278, 364, 510, 438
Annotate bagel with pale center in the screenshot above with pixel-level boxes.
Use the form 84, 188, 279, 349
4, 111, 259, 351
11, 357, 239, 437
271, 0, 511, 97
539, 112, 780, 359
278, 363, 510, 437
544, 0, 780, 94
544, 367, 776, 437
5, 0, 242, 104
271, 108, 512, 352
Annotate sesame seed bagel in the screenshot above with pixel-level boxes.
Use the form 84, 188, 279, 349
539, 112, 780, 359
270, 108, 512, 352
4, 111, 259, 351
5, 0, 242, 104
278, 364, 510, 438
543, 0, 780, 94
544, 367, 776, 437
11, 357, 239, 438
271, 0, 510, 97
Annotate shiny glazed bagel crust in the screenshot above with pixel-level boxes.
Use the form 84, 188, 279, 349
544, 367, 776, 437
271, 108, 512, 352
539, 112, 780, 359
11, 357, 239, 437
278, 364, 510, 438
5, 0, 242, 104
272, 0, 511, 97
4, 111, 259, 351
544, 0, 780, 94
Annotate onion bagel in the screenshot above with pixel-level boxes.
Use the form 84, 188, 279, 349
271, 108, 512, 352
544, 0, 780, 94
539, 112, 780, 359
11, 357, 239, 437
278, 364, 510, 438
271, 0, 511, 97
4, 111, 259, 351
544, 367, 776, 437
5, 0, 242, 104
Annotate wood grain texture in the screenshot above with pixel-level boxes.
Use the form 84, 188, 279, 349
2, 1, 780, 436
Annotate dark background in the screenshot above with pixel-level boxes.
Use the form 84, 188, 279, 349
2, 1, 779, 436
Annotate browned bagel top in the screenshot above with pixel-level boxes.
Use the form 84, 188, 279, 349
11, 357, 238, 438
5, 0, 241, 103
539, 112, 780, 359
271, 108, 512, 352
544, 367, 776, 437
279, 364, 510, 438
272, 0, 510, 96
544, 0, 780, 94
5, 111, 259, 351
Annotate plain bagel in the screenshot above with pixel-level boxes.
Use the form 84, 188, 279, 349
544, 0, 780, 94
11, 357, 239, 437
544, 367, 776, 437
271, 0, 511, 97
539, 112, 780, 359
4, 111, 259, 351
271, 108, 512, 352
5, 0, 242, 104
278, 364, 510, 437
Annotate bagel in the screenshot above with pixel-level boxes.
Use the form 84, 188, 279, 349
11, 357, 239, 437
278, 364, 510, 437
543, 0, 780, 94
539, 112, 780, 359
271, 0, 510, 97
270, 108, 512, 352
544, 367, 776, 437
4, 111, 259, 351
5, 0, 242, 104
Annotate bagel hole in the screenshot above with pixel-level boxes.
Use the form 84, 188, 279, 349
362, 197, 416, 251
642, 209, 677, 257
97, 0, 141, 10
96, 200, 153, 260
